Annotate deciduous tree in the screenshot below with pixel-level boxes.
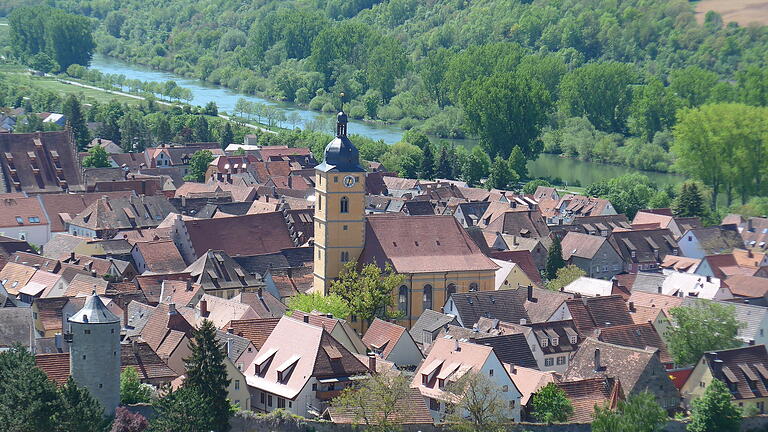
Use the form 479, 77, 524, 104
666, 300, 742, 365
444, 371, 511, 432
120, 367, 151, 405
688, 380, 741, 432
184, 150, 214, 182
82, 145, 111, 168
331, 262, 406, 325
286, 292, 351, 318
531, 382, 573, 423
592, 392, 667, 432
331, 373, 411, 431
546, 265, 585, 292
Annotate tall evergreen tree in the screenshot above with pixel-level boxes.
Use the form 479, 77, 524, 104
673, 182, 705, 218
154, 116, 173, 144
149, 387, 215, 432
192, 116, 211, 142
435, 144, 454, 180
0, 344, 60, 432
53, 377, 107, 432
545, 237, 566, 280
219, 122, 234, 150
183, 320, 231, 431
62, 95, 90, 151
420, 143, 435, 179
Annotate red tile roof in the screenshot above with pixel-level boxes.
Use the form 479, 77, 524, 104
0, 196, 48, 228
489, 250, 543, 286
724, 274, 768, 298
557, 377, 623, 423
133, 240, 187, 273
182, 212, 295, 258
38, 191, 133, 232
35, 352, 70, 385
362, 318, 408, 359
226, 317, 281, 350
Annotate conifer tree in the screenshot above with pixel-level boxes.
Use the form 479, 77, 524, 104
149, 386, 215, 432
219, 122, 234, 150
54, 377, 107, 432
183, 320, 231, 431
62, 95, 90, 151
673, 182, 705, 218
420, 143, 435, 179
545, 237, 566, 280
0, 344, 60, 432
435, 144, 455, 179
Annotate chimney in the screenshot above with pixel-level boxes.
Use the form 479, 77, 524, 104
657, 286, 662, 294
227, 327, 234, 334
748, 219, 754, 232
454, 339, 460, 352
594, 348, 602, 371
226, 338, 233, 358
54, 333, 63, 351
628, 301, 635, 312
258, 287, 263, 299
527, 285, 535, 302
367, 353, 377, 373
513, 234, 518, 246
612, 278, 619, 289
748, 249, 754, 258
168, 303, 177, 314
509, 363, 516, 374
519, 318, 527, 325
303, 315, 309, 323
199, 299, 208, 317
90, 269, 97, 278
70, 251, 75, 261
706, 275, 712, 283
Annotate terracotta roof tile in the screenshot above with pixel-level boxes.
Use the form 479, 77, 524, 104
182, 212, 295, 258
557, 377, 622, 423
227, 317, 281, 350
566, 296, 634, 335
597, 322, 673, 364
38, 191, 133, 233
121, 341, 179, 382
35, 352, 70, 385
724, 274, 768, 298
133, 240, 187, 274
362, 318, 407, 359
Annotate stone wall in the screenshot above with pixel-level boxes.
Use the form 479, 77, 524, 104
229, 413, 768, 432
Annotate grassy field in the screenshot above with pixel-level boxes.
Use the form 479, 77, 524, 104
695, 0, 768, 25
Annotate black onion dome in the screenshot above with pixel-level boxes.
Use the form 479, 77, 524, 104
315, 111, 365, 173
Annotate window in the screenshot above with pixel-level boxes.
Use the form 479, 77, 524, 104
334, 176, 339, 183
28, 217, 40, 223
502, 385, 509, 392
551, 337, 559, 346
234, 380, 240, 390
423, 284, 432, 311
277, 398, 285, 409
260, 392, 265, 404
509, 400, 516, 409
398, 285, 408, 315
237, 363, 244, 371
84, 329, 91, 335
438, 378, 445, 389
343, 225, 348, 231
489, 369, 494, 376
545, 358, 554, 367
469, 282, 478, 292
312, 384, 317, 391
289, 401, 292, 408
688, 236, 692, 241
541, 338, 548, 347
557, 356, 566, 365
447, 283, 457, 298
570, 336, 577, 344
340, 196, 349, 213
318, 196, 322, 210
268, 395, 273, 407
14, 217, 22, 224
430, 398, 440, 411
82, 355, 87, 360
340, 251, 349, 262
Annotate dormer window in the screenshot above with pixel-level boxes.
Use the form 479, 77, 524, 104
551, 337, 559, 346
541, 338, 548, 347
570, 336, 577, 344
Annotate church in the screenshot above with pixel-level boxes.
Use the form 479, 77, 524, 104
312, 111, 498, 328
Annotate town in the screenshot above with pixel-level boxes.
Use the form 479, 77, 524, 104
1, 0, 768, 431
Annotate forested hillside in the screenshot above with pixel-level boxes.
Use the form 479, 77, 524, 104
1, 0, 767, 206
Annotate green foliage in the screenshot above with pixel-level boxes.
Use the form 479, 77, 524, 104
62, 95, 90, 151
731, 197, 768, 218
330, 262, 406, 325
546, 264, 585, 292
688, 380, 742, 432
183, 320, 232, 431
82, 145, 111, 168
669, 67, 721, 107
331, 373, 411, 431
486, 156, 518, 190
460, 71, 550, 159
672, 104, 768, 209
462, 146, 491, 187
522, 179, 553, 195
628, 79, 681, 141
666, 300, 743, 365
545, 237, 565, 280
286, 292, 352, 318
120, 367, 151, 405
184, 150, 214, 182
8, 6, 95, 70
0, 344, 61, 432
592, 392, 667, 432
149, 386, 217, 432
673, 182, 706, 218
444, 371, 510, 432
219, 122, 234, 149
54, 377, 108, 432
531, 382, 573, 423
419, 142, 435, 180
380, 142, 422, 178
585, 174, 657, 219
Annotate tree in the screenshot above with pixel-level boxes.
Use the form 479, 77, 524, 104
330, 262, 406, 326
507, 146, 528, 180
0, 344, 60, 432
486, 156, 518, 190
331, 373, 411, 431
462, 146, 491, 187
53, 376, 107, 432
82, 145, 111, 168
688, 380, 741, 432
522, 179, 552, 195
153, 117, 173, 144
28, 52, 59, 73
444, 371, 511, 432
111, 407, 149, 432
286, 292, 351, 318
192, 116, 211, 142
585, 174, 657, 219
380, 142, 422, 178
673, 182, 705, 218
628, 79, 681, 141
62, 95, 90, 150
460, 72, 550, 159
669, 66, 720, 107
149, 387, 216, 432
366, 37, 408, 102
119, 109, 150, 152
559, 62, 640, 134
203, 101, 218, 116
419, 143, 435, 180
545, 237, 565, 280
592, 392, 667, 432
666, 300, 743, 365
531, 382, 573, 423
183, 320, 231, 431
120, 367, 151, 405
184, 150, 214, 182
218, 122, 234, 150
435, 144, 456, 180
546, 265, 585, 292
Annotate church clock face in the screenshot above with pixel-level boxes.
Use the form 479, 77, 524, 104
343, 175, 356, 188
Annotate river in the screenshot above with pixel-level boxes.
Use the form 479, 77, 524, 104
88, 55, 686, 188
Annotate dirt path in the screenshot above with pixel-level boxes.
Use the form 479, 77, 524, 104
695, 0, 768, 25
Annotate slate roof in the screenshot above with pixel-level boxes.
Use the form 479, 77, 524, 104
608, 228, 678, 264
566, 296, 634, 335
362, 318, 410, 359
485, 209, 550, 239
469, 333, 538, 369
561, 232, 612, 260
215, 330, 255, 363
687, 226, 745, 255
0, 131, 83, 193
410, 310, 459, 346
182, 212, 295, 258
185, 250, 264, 293
703, 345, 768, 400
449, 290, 529, 327
498, 319, 581, 356
69, 293, 120, 324
232, 291, 286, 319
455, 201, 491, 227
360, 214, 498, 274
403, 200, 435, 216
596, 322, 672, 365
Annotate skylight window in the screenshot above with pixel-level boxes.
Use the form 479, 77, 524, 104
15, 217, 23, 224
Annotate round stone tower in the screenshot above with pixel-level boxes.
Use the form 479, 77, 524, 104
67, 291, 121, 415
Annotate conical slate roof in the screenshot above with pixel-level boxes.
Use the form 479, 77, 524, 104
68, 291, 120, 324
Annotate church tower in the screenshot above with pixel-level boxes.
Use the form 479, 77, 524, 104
312, 110, 366, 294
67, 292, 121, 415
